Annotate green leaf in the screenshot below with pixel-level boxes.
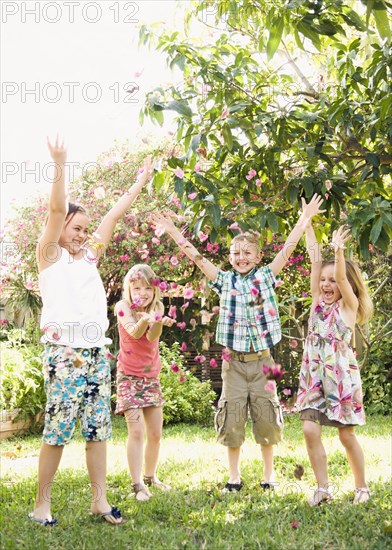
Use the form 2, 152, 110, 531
266, 212, 279, 233
373, 6, 391, 40
266, 17, 284, 60
207, 204, 221, 230
366, 152, 380, 167
222, 124, 233, 151
167, 100, 193, 117
370, 216, 383, 244
174, 176, 184, 196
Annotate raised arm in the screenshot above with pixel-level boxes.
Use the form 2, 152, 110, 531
305, 217, 323, 302
36, 136, 68, 272
270, 194, 325, 276
92, 156, 153, 257
150, 212, 219, 281
331, 226, 358, 312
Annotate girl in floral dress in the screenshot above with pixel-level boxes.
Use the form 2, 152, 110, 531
115, 264, 175, 501
30, 136, 152, 526
297, 224, 373, 506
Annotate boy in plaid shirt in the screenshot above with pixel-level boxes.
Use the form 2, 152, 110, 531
151, 195, 324, 491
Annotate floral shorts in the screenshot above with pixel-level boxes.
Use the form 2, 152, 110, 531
115, 372, 165, 414
42, 344, 112, 445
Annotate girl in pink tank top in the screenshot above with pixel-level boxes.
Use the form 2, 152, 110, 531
114, 263, 175, 500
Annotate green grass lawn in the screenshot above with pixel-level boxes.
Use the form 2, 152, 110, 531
1, 414, 391, 550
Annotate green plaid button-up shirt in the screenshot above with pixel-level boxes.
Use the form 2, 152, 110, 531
208, 265, 281, 352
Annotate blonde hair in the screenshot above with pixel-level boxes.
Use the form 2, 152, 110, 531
230, 230, 261, 253
323, 259, 373, 325
122, 263, 162, 314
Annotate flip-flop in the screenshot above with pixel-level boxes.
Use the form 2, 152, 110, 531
222, 481, 244, 493
91, 506, 124, 525
28, 512, 57, 526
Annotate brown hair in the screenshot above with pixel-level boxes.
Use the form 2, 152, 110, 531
322, 259, 373, 325
230, 230, 261, 252
64, 203, 88, 226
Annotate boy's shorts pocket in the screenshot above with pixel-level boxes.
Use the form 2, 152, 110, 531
214, 399, 228, 437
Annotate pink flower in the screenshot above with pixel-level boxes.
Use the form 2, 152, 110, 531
151, 237, 160, 245
194, 164, 201, 173
170, 282, 178, 290
154, 314, 163, 322
246, 169, 257, 180
220, 107, 229, 119
210, 358, 218, 368
253, 279, 261, 285
196, 146, 207, 157
198, 231, 209, 242
195, 355, 206, 363
206, 242, 220, 253
181, 301, 190, 311
261, 364, 270, 376
264, 381, 276, 393
159, 281, 168, 291
174, 168, 184, 179
229, 222, 239, 230
283, 388, 292, 396
212, 306, 220, 314
251, 288, 259, 296
255, 179, 262, 188
302, 292, 308, 297
291, 520, 300, 529
268, 307, 277, 317
171, 362, 180, 373
184, 288, 194, 300
168, 305, 177, 319
180, 342, 187, 352
170, 256, 179, 266
271, 364, 284, 382
177, 322, 186, 330
325, 193, 329, 199
290, 339, 298, 348
64, 347, 74, 357
151, 278, 161, 287
179, 375, 186, 382
188, 192, 198, 199
118, 310, 125, 317
130, 296, 143, 309
221, 348, 231, 362
155, 225, 165, 237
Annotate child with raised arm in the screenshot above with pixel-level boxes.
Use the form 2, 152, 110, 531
30, 137, 152, 526
114, 264, 175, 501
151, 195, 324, 492
297, 224, 373, 506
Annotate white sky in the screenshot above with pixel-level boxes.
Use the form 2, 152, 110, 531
1, 0, 189, 223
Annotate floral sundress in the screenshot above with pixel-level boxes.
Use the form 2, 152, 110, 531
297, 300, 365, 425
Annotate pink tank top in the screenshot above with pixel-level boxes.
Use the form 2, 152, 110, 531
117, 321, 162, 378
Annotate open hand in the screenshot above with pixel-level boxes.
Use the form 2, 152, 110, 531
300, 194, 326, 221
331, 225, 351, 251
136, 155, 154, 186
149, 211, 177, 235
47, 135, 67, 164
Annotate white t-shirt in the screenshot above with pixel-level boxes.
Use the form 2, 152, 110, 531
39, 247, 111, 348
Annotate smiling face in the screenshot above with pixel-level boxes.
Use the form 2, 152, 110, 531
59, 212, 90, 255
229, 238, 261, 275
319, 264, 342, 304
129, 278, 155, 310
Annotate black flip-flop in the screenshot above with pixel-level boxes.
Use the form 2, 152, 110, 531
28, 513, 57, 526
91, 506, 124, 525
223, 481, 244, 492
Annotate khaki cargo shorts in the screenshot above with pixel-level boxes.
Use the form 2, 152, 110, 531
214, 351, 283, 447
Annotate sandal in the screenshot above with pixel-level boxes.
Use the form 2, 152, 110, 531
308, 487, 332, 507
353, 487, 370, 505
222, 481, 243, 493
133, 482, 152, 501
90, 506, 124, 525
260, 481, 276, 491
144, 476, 171, 491
28, 513, 57, 526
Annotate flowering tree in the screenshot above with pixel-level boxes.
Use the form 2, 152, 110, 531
139, 0, 392, 258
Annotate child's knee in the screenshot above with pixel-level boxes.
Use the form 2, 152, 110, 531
338, 427, 355, 447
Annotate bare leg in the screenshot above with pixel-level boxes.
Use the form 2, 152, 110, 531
124, 408, 145, 484
338, 427, 367, 488
143, 407, 163, 478
303, 421, 329, 488
260, 444, 274, 482
32, 443, 64, 521
227, 446, 241, 483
